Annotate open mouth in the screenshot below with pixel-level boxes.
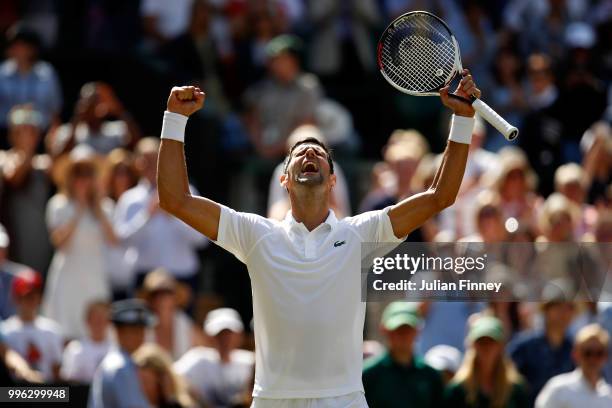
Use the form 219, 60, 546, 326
301, 161, 319, 174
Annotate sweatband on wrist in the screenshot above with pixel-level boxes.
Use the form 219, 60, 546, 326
448, 114, 475, 144
161, 111, 188, 143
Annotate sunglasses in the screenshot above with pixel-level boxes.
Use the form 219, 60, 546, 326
581, 348, 607, 359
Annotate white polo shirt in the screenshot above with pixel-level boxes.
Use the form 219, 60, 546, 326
536, 369, 612, 408
215, 206, 403, 399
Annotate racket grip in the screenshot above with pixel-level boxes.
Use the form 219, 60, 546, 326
472, 99, 519, 141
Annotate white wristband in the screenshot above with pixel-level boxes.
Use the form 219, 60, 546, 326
161, 111, 188, 143
448, 114, 475, 144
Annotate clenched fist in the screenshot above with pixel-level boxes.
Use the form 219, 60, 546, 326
167, 86, 205, 117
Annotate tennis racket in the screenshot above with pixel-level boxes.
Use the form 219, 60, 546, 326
378, 11, 519, 141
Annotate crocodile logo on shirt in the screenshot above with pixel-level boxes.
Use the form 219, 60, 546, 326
334, 240, 346, 248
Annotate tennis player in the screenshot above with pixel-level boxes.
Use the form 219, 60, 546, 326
157, 70, 480, 408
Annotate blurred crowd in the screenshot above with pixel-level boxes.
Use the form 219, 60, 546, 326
0, 0, 611, 407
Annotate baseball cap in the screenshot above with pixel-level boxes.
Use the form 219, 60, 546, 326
11, 269, 43, 297
381, 302, 422, 331
265, 34, 303, 59
0, 224, 9, 248
467, 316, 504, 343
111, 299, 157, 327
424, 345, 462, 373
204, 308, 244, 336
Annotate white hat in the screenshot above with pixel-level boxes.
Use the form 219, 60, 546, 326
204, 308, 244, 336
0, 224, 9, 248
424, 345, 462, 373
565, 22, 596, 49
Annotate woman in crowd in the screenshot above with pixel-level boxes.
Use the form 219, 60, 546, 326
133, 343, 194, 408
103, 148, 138, 203
141, 268, 201, 360
445, 316, 529, 408
42, 146, 115, 339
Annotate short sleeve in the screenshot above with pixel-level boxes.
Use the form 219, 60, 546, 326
46, 194, 74, 230
534, 379, 561, 408
113, 367, 151, 408
344, 207, 404, 243
215, 206, 273, 264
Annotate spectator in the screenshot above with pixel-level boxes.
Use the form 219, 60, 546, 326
0, 269, 63, 382
0, 105, 53, 273
424, 344, 463, 385
141, 0, 195, 50
114, 137, 207, 290
60, 301, 112, 383
267, 125, 351, 220
0, 328, 43, 384
444, 316, 528, 408
49, 82, 142, 157
102, 148, 138, 300
133, 343, 194, 408
243, 34, 323, 160
88, 299, 156, 408
581, 121, 611, 209
459, 190, 508, 243
363, 302, 445, 408
174, 308, 254, 408
554, 163, 597, 238
0, 24, 62, 140
43, 146, 115, 339
509, 300, 577, 404
141, 268, 201, 360
536, 323, 612, 407
0, 222, 30, 319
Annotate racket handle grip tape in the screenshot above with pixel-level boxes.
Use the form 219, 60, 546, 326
471, 99, 519, 141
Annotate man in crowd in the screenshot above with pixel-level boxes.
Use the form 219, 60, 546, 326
536, 323, 612, 407
88, 299, 156, 408
174, 307, 254, 407
363, 302, 444, 408
0, 269, 63, 382
0, 223, 30, 319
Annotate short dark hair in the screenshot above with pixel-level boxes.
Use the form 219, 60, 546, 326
283, 137, 334, 174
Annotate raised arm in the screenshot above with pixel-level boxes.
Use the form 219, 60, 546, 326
388, 71, 480, 238
157, 86, 221, 240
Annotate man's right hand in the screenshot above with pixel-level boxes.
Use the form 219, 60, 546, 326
167, 86, 205, 117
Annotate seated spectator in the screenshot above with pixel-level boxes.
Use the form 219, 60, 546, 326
60, 300, 112, 383
0, 223, 30, 319
0, 269, 63, 382
43, 146, 115, 339
88, 299, 156, 408
363, 302, 444, 408
0, 25, 62, 140
509, 300, 577, 404
0, 328, 43, 384
581, 121, 611, 209
554, 163, 597, 238
459, 190, 508, 243
49, 82, 142, 156
424, 345, 462, 385
103, 148, 138, 203
536, 323, 612, 407
142, 269, 201, 360
444, 316, 528, 408
243, 34, 323, 160
114, 138, 207, 291
133, 343, 194, 408
174, 308, 254, 408
267, 125, 351, 220
0, 105, 53, 273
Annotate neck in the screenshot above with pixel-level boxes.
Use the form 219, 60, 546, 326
546, 324, 566, 347
390, 349, 413, 366
90, 332, 107, 343
16, 60, 33, 74
581, 368, 601, 389
289, 189, 330, 231
219, 349, 231, 364
18, 312, 36, 323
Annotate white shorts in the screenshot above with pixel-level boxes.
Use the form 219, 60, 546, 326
251, 392, 368, 408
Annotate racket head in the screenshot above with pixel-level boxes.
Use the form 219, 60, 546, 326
377, 11, 461, 96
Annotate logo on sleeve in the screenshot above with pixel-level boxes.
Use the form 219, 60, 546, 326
334, 240, 346, 248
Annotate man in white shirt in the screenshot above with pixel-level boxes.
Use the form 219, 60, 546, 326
61, 301, 113, 383
157, 71, 480, 407
536, 323, 612, 408
0, 269, 63, 382
175, 308, 254, 407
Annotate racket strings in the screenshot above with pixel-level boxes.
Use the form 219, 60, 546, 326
380, 14, 456, 93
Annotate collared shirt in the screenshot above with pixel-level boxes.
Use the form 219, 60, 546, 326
114, 181, 207, 277
362, 352, 444, 408
215, 206, 403, 399
508, 330, 575, 404
535, 369, 612, 408
0, 59, 62, 128
88, 347, 151, 408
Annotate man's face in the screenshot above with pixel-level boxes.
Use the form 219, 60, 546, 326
385, 325, 417, 355
574, 338, 608, 374
268, 52, 299, 83
116, 325, 146, 353
281, 143, 335, 192
545, 302, 575, 329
